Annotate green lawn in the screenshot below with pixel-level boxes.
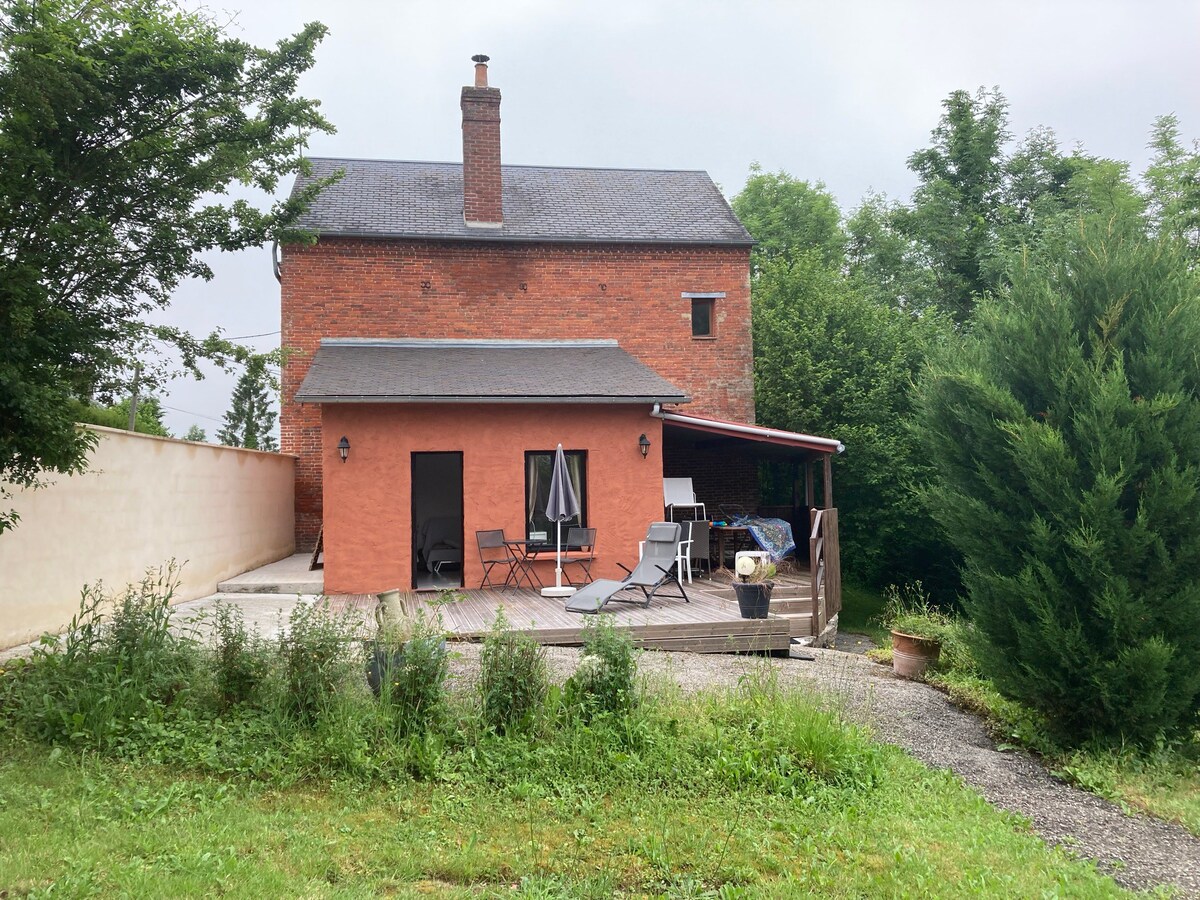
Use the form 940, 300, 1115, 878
0, 730, 1130, 898
0, 585, 1153, 897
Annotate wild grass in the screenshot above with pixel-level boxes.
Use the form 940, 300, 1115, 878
0, 570, 1144, 895
0, 714, 1130, 897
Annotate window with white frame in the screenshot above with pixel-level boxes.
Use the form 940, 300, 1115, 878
683, 291, 724, 338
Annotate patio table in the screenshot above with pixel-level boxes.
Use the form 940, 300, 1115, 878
502, 539, 546, 589
711, 525, 750, 569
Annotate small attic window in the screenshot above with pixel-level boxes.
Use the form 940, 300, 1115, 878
683, 292, 725, 339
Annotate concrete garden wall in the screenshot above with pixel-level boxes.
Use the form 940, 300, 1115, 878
0, 426, 295, 649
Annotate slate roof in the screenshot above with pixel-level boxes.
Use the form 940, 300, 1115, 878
295, 339, 690, 405
291, 159, 753, 246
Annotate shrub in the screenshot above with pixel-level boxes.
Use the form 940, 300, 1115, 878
563, 616, 637, 719
209, 602, 271, 711
916, 216, 1200, 744
371, 610, 449, 736
1, 565, 198, 749
278, 599, 358, 723
479, 609, 549, 733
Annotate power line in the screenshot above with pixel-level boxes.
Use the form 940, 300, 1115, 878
160, 404, 224, 424
226, 330, 280, 340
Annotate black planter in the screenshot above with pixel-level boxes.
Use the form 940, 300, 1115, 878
365, 637, 447, 697
733, 581, 773, 619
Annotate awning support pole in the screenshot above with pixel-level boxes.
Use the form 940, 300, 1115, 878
823, 455, 834, 510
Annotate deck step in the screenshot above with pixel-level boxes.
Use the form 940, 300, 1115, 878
768, 596, 817, 614
773, 611, 815, 637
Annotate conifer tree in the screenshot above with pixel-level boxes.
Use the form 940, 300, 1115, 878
915, 215, 1200, 744
218, 360, 277, 451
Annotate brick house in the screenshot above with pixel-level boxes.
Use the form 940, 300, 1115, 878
280, 57, 841, 595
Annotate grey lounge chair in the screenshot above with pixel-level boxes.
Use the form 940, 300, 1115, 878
565, 522, 689, 614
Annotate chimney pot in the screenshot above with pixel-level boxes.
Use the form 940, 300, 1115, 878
471, 54, 489, 87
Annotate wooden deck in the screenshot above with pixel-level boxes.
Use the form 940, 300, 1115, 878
388, 572, 824, 654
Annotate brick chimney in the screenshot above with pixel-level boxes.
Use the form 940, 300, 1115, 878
461, 54, 503, 226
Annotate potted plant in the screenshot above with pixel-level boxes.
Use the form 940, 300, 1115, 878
882, 582, 947, 679
732, 555, 776, 619
366, 590, 446, 697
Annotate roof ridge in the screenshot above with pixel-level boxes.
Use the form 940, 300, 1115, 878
321, 338, 620, 349
303, 157, 712, 176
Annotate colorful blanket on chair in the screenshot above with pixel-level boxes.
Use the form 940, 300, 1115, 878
735, 515, 796, 563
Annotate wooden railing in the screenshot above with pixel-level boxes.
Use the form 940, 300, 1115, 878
809, 507, 841, 637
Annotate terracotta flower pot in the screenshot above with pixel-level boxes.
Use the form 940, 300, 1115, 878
890, 629, 941, 679
733, 581, 773, 619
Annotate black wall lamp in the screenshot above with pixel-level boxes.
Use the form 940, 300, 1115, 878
337, 436, 350, 463
638, 433, 651, 459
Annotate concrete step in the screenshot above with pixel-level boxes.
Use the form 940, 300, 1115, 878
216, 553, 324, 594
216, 579, 323, 594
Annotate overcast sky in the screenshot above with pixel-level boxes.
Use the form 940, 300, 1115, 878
156, 0, 1200, 438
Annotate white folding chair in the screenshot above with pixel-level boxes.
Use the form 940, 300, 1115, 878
663, 477, 705, 522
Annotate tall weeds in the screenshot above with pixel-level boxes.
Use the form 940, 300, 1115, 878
278, 598, 359, 723
563, 615, 637, 720
1, 564, 198, 750
479, 609, 548, 734
373, 609, 449, 736
211, 602, 270, 711
0, 573, 886, 804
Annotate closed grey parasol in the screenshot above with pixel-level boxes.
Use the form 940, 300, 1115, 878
541, 443, 580, 597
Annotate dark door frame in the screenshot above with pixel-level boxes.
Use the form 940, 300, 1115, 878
410, 451, 464, 591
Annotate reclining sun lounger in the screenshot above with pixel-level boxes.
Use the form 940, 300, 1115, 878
565, 522, 689, 614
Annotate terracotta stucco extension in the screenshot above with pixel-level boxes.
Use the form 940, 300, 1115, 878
281, 238, 752, 548
321, 403, 665, 594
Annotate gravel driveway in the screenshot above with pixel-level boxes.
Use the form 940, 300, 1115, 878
448, 642, 1200, 897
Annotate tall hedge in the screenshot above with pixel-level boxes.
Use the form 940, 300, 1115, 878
915, 217, 1200, 744
753, 254, 955, 590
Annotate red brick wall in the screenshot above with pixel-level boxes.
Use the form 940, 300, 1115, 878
461, 86, 503, 224
281, 237, 753, 548
663, 440, 760, 520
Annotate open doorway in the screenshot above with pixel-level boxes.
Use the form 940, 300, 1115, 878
411, 452, 463, 591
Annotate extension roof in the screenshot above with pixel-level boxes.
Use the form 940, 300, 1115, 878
656, 410, 845, 457
295, 339, 690, 405
291, 159, 754, 246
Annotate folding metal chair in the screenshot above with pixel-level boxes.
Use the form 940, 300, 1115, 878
476, 529, 518, 590
562, 527, 597, 586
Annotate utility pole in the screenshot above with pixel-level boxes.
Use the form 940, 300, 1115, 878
127, 364, 141, 432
